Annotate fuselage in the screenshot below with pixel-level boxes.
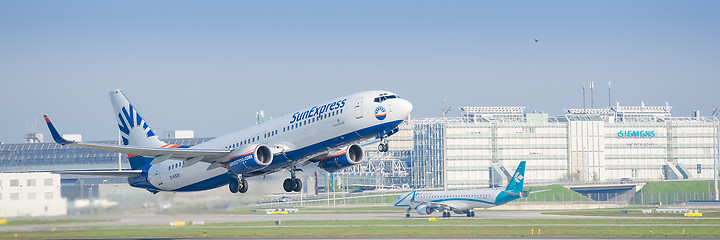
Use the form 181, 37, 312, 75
130, 90, 413, 192
393, 189, 517, 211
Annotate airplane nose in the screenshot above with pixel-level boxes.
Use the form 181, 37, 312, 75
396, 99, 413, 118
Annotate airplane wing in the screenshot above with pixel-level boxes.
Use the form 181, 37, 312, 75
44, 115, 231, 161
54, 170, 143, 178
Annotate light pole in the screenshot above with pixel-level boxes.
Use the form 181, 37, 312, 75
713, 107, 719, 201
441, 99, 452, 191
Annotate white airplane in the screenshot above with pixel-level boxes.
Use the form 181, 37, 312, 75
44, 89, 412, 194
393, 161, 530, 218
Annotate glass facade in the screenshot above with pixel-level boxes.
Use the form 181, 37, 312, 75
0, 138, 213, 172
393, 106, 718, 189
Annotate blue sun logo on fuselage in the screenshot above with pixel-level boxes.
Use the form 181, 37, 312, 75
374, 106, 387, 120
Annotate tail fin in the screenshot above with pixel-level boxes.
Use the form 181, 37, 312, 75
110, 89, 167, 170
110, 89, 166, 147
503, 161, 526, 194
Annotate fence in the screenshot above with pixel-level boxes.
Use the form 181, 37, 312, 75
631, 192, 715, 205
256, 190, 719, 208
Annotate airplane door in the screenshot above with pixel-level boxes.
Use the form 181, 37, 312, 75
354, 98, 363, 119
152, 167, 163, 186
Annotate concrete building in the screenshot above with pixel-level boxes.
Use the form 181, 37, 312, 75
0, 172, 66, 217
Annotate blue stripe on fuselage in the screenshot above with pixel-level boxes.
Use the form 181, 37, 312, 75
245, 120, 405, 177
127, 119, 406, 192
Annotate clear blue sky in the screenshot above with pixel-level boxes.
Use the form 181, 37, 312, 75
1, 1, 719, 143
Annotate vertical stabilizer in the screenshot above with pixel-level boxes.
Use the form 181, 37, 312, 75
110, 89, 167, 170
109, 89, 166, 148
504, 161, 526, 194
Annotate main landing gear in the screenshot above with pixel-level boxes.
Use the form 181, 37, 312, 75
229, 177, 248, 194
465, 210, 476, 217
442, 211, 451, 218
283, 166, 303, 192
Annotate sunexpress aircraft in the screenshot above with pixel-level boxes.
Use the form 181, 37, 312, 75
44, 90, 412, 194
394, 161, 542, 218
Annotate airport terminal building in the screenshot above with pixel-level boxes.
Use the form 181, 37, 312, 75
348, 103, 719, 189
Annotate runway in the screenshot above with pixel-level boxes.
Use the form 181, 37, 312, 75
3, 209, 716, 233
0, 210, 554, 232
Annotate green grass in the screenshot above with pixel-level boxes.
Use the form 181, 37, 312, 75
545, 208, 720, 218
8, 218, 720, 239
522, 185, 594, 202
633, 180, 718, 204
639, 180, 716, 194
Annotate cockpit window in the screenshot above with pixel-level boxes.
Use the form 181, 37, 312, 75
373, 93, 399, 103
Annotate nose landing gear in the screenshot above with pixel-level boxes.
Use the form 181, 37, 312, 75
378, 138, 389, 152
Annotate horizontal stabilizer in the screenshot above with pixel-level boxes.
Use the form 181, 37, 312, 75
502, 190, 520, 196
53, 170, 143, 178
530, 189, 552, 194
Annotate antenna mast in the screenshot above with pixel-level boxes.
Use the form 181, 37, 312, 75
590, 81, 595, 109
608, 81, 612, 108
582, 82, 586, 109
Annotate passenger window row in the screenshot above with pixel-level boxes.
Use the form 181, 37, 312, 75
224, 109, 344, 150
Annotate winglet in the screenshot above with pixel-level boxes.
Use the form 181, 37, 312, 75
43, 115, 75, 145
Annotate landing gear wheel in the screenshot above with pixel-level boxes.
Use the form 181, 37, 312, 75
471, 211, 475, 217
283, 178, 296, 192
466, 211, 473, 217
405, 213, 410, 218
378, 143, 389, 152
239, 179, 249, 193
229, 179, 240, 193
293, 178, 302, 192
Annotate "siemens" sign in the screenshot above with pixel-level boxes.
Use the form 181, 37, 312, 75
617, 130, 655, 138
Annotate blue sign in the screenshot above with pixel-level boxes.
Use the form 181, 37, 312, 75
617, 130, 655, 138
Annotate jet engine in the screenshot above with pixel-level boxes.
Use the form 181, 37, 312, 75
416, 205, 434, 215
318, 144, 364, 173
226, 144, 273, 174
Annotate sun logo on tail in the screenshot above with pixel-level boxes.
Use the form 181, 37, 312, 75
117, 104, 155, 145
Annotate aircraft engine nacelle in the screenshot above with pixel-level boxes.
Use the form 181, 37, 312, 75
416, 205, 434, 215
318, 144, 364, 173
226, 144, 273, 174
